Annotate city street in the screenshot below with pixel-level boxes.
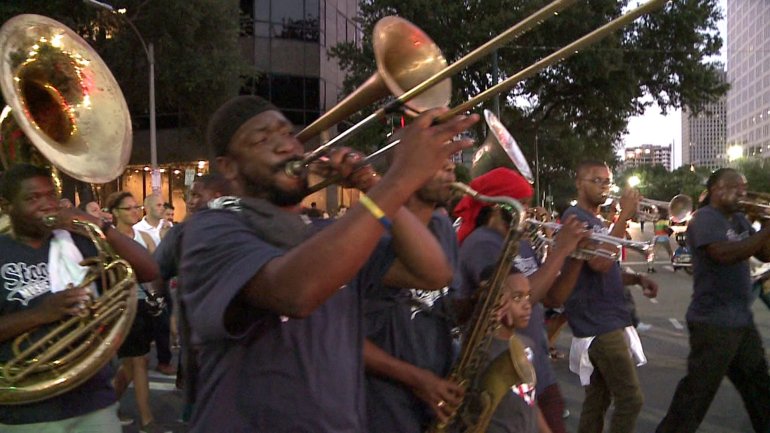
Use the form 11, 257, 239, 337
119, 223, 770, 433
552, 222, 770, 433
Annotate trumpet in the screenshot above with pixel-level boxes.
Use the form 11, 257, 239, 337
608, 193, 693, 223
286, 0, 668, 180
739, 191, 770, 221
525, 219, 652, 261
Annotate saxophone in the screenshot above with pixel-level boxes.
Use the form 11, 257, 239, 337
428, 183, 536, 433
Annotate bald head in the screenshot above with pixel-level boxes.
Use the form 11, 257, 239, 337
144, 193, 165, 221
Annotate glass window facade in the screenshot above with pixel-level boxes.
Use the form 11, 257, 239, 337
242, 0, 320, 42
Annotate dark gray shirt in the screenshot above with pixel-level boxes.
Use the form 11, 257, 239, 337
457, 227, 556, 393
561, 206, 631, 338
364, 211, 459, 433
486, 335, 538, 433
0, 234, 115, 424
180, 209, 394, 433
686, 205, 754, 327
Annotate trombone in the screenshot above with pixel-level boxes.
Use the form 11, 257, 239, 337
287, 0, 668, 179
739, 191, 770, 221
288, 0, 578, 176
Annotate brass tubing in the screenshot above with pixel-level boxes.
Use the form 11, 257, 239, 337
290, 0, 577, 173
435, 0, 668, 122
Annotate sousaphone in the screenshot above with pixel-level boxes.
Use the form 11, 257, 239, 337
472, 109, 534, 182
0, 14, 136, 404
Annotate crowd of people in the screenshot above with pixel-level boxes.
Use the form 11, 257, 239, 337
0, 96, 768, 433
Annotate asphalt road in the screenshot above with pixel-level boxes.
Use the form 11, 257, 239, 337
118, 222, 770, 433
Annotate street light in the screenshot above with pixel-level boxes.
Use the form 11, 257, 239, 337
628, 175, 641, 188
727, 144, 743, 162
84, 0, 158, 193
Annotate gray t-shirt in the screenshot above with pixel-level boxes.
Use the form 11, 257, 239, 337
0, 234, 115, 424
364, 211, 459, 433
686, 205, 754, 327
486, 335, 538, 433
561, 206, 631, 338
457, 228, 556, 393
180, 209, 394, 433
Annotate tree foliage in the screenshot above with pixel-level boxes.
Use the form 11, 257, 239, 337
330, 0, 727, 210
0, 0, 252, 142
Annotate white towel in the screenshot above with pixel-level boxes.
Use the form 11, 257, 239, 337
48, 230, 91, 294
569, 326, 647, 386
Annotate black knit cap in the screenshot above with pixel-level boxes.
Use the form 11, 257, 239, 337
207, 95, 278, 158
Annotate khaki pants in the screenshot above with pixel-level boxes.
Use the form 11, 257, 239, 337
577, 329, 644, 433
0, 402, 121, 433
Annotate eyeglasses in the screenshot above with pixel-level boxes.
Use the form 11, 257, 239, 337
581, 177, 613, 187
117, 205, 142, 211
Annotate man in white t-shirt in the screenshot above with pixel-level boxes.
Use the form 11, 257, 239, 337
133, 193, 170, 246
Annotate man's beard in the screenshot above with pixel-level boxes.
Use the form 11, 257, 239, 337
243, 159, 310, 207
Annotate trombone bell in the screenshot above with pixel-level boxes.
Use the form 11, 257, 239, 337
295, 16, 450, 142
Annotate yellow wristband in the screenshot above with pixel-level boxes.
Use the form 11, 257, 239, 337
359, 194, 392, 230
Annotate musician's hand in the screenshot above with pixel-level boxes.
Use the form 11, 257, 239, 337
51, 207, 100, 233
531, 207, 551, 222
552, 215, 589, 256
409, 368, 464, 423
618, 188, 641, 220
390, 108, 479, 189
36, 286, 91, 323
638, 275, 659, 298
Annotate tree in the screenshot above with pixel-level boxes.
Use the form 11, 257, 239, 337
0, 0, 253, 157
329, 0, 726, 211
617, 164, 711, 209
736, 159, 770, 195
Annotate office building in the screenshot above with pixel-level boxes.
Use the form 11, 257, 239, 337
682, 70, 727, 170
726, 1, 770, 159
622, 144, 673, 171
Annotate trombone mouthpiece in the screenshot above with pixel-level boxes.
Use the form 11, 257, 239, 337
285, 160, 306, 177
43, 215, 58, 227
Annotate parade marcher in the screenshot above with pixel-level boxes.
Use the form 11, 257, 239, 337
106, 191, 169, 433
485, 268, 541, 433
152, 173, 230, 422
656, 168, 770, 433
454, 167, 588, 433
179, 95, 478, 432
0, 164, 159, 432
363, 159, 464, 433
561, 160, 658, 433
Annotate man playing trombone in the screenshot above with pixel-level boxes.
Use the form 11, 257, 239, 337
177, 95, 479, 432
560, 160, 658, 433
656, 168, 770, 433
